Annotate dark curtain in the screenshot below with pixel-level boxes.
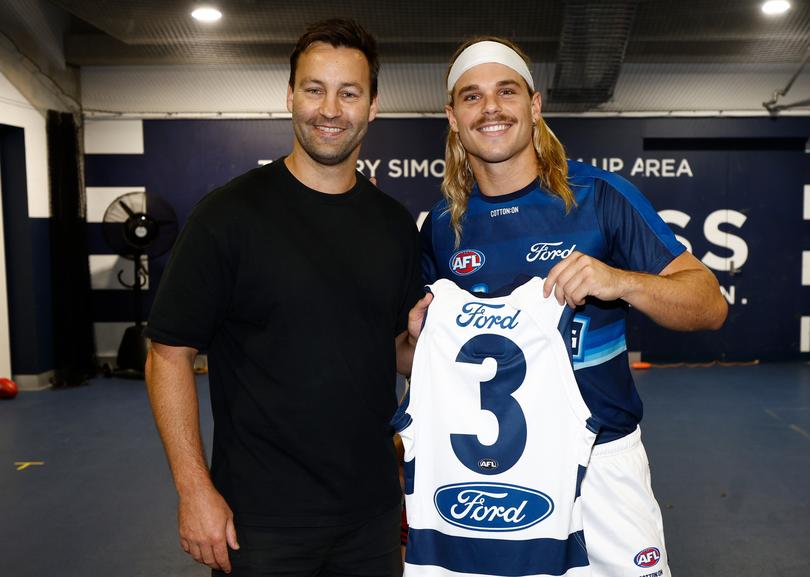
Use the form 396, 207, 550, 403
47, 110, 96, 386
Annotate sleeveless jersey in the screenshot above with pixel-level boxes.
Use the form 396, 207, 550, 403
393, 278, 598, 577
420, 160, 686, 443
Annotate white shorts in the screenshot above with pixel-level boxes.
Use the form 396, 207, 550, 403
581, 427, 671, 577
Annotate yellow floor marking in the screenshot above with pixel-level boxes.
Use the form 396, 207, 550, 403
14, 461, 44, 471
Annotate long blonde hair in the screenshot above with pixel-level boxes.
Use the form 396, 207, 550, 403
442, 37, 575, 247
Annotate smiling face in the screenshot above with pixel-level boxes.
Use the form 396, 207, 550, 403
287, 42, 378, 168
446, 62, 541, 171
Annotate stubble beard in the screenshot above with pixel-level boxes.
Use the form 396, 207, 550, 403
293, 116, 368, 167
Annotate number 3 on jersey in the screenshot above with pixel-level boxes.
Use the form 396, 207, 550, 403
450, 334, 528, 475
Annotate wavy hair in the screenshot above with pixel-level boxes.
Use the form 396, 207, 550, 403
443, 36, 575, 247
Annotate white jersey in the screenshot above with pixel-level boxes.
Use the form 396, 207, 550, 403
393, 278, 598, 577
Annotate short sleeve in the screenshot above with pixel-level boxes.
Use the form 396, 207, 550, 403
595, 177, 686, 275
144, 214, 235, 351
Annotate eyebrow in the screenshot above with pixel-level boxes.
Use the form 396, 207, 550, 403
456, 79, 522, 97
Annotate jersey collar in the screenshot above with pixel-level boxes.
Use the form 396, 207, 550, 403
471, 178, 540, 204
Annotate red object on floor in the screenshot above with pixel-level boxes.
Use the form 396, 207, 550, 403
0, 377, 18, 399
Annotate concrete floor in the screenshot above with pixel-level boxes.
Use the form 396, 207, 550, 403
1, 363, 809, 577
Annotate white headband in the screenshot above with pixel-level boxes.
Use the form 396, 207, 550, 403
446, 40, 535, 93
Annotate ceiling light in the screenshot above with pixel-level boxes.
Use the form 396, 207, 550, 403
761, 1, 790, 15
191, 7, 222, 22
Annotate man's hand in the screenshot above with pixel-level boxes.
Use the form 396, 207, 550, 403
543, 251, 626, 308
395, 292, 434, 377
178, 484, 239, 573
408, 292, 433, 344
145, 343, 240, 573
543, 250, 727, 331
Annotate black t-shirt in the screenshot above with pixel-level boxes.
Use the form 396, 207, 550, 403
145, 159, 423, 527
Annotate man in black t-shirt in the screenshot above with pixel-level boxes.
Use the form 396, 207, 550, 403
144, 19, 425, 577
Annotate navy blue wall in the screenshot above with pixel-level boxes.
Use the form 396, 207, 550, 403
84, 117, 810, 362
1, 124, 53, 374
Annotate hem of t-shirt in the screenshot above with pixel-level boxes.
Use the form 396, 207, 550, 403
232, 499, 400, 528
142, 325, 209, 351
594, 425, 637, 445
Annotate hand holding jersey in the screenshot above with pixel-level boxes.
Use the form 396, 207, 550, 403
544, 249, 726, 331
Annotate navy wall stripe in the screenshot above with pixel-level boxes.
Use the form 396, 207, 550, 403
406, 528, 589, 576
82, 116, 810, 362
1, 125, 53, 374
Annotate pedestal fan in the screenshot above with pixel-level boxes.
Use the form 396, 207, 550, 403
102, 191, 178, 376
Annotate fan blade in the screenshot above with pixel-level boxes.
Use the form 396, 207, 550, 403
118, 199, 137, 218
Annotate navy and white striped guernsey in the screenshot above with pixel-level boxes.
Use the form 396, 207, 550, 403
393, 278, 599, 577
420, 160, 686, 444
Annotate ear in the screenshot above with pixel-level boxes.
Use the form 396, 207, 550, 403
369, 94, 379, 123
286, 84, 294, 113
445, 103, 459, 133
531, 91, 542, 124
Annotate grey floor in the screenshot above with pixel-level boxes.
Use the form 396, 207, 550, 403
1, 363, 809, 577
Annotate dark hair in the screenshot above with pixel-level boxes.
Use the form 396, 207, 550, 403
289, 19, 379, 99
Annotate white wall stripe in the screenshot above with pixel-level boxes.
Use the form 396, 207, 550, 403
802, 317, 810, 353
86, 186, 146, 223
803, 251, 810, 286
0, 71, 50, 218
84, 119, 144, 154
805, 185, 810, 220
89, 254, 148, 290
93, 322, 133, 358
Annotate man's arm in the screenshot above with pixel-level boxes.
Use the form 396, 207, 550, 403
395, 293, 434, 376
145, 342, 239, 573
543, 250, 727, 331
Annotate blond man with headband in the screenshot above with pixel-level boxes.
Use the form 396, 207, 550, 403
406, 37, 727, 576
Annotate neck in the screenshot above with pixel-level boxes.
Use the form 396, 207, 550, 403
468, 146, 537, 197
284, 143, 359, 194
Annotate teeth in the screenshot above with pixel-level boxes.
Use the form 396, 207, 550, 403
318, 126, 343, 133
480, 124, 509, 132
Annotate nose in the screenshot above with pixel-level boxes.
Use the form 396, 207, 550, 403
482, 92, 501, 115
319, 92, 341, 119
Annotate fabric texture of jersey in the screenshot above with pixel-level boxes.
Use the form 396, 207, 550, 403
393, 278, 598, 577
145, 158, 424, 527
420, 160, 686, 443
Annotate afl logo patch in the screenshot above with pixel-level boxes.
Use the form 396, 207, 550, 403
634, 547, 661, 568
478, 458, 498, 470
450, 249, 485, 276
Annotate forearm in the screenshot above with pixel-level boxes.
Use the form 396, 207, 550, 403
145, 344, 213, 495
395, 330, 415, 377
620, 267, 727, 331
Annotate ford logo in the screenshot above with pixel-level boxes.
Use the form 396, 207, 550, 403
434, 483, 553, 532
634, 547, 661, 568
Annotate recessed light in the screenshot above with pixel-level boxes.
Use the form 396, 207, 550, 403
761, 1, 790, 15
191, 7, 222, 22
